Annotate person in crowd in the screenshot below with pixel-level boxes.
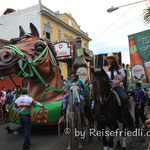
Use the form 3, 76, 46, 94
14, 88, 45, 150
1, 87, 6, 96
103, 53, 126, 104
133, 82, 146, 128
60, 72, 88, 124
5, 89, 14, 122
76, 75, 86, 97
62, 72, 85, 112
0, 93, 4, 120
0, 92, 6, 120
103, 53, 127, 123
148, 89, 150, 106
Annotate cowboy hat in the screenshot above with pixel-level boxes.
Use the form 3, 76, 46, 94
104, 53, 119, 61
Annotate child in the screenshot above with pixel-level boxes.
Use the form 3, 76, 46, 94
59, 72, 88, 125
62, 72, 84, 113
0, 100, 3, 120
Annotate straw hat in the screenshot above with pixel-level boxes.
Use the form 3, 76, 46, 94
104, 53, 119, 61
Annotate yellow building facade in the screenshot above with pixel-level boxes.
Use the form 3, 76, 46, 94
39, 4, 91, 80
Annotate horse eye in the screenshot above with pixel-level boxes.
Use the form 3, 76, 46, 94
35, 43, 45, 52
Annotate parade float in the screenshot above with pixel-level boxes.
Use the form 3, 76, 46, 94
0, 23, 65, 125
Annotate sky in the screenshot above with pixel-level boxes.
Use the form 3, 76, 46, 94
0, 0, 150, 64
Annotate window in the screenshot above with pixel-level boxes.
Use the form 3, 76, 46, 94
44, 22, 52, 40
46, 32, 50, 40
68, 20, 72, 26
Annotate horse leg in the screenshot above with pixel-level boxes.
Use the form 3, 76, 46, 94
78, 136, 83, 150
67, 131, 72, 150
108, 136, 114, 150
117, 134, 121, 148
122, 123, 127, 150
102, 134, 108, 150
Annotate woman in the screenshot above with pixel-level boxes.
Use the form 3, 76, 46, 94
0, 92, 6, 120
103, 53, 126, 104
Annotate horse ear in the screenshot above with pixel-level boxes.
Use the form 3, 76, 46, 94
30, 23, 39, 37
19, 26, 26, 37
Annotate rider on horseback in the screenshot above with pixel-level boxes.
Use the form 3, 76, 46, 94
59, 72, 88, 124
62, 72, 84, 112
103, 53, 126, 104
103, 53, 128, 123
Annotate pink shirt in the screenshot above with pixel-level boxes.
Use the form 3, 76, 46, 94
0, 96, 6, 104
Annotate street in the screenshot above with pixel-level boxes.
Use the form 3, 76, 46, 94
0, 100, 150, 150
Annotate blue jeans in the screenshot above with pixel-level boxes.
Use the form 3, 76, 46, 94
19, 114, 31, 149
62, 93, 85, 113
113, 86, 126, 104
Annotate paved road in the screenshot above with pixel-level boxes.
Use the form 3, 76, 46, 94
0, 99, 150, 150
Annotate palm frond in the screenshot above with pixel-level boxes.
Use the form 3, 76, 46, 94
143, 7, 150, 24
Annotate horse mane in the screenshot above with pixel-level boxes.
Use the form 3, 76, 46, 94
94, 69, 112, 91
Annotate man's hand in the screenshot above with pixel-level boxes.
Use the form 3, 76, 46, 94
138, 105, 141, 109
145, 120, 150, 130
113, 81, 120, 86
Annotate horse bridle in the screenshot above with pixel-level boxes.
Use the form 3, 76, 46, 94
0, 34, 64, 100
96, 80, 113, 105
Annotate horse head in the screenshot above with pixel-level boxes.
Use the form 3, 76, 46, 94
93, 68, 111, 104
0, 23, 63, 101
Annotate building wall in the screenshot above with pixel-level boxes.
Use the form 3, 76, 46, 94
41, 14, 89, 48
41, 13, 90, 80
0, 4, 41, 40
59, 13, 79, 31
41, 14, 59, 41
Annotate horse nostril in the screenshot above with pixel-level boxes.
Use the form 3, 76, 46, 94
1, 51, 13, 63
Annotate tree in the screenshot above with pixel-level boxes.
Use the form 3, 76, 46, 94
143, 7, 150, 24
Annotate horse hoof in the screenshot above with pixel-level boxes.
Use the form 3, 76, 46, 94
79, 144, 83, 150
67, 146, 71, 150
79, 147, 83, 150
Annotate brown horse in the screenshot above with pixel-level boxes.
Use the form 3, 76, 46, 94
0, 23, 64, 125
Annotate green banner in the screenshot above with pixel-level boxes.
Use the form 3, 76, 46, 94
128, 29, 150, 85
77, 48, 83, 57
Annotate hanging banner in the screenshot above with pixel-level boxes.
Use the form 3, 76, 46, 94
128, 29, 150, 88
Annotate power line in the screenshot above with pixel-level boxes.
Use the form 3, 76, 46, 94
92, 5, 136, 40
93, 15, 142, 41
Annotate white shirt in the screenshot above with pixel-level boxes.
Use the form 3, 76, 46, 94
106, 68, 126, 87
15, 95, 42, 108
1, 91, 6, 96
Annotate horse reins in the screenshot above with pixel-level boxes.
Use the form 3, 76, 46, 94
0, 34, 64, 100
96, 80, 113, 104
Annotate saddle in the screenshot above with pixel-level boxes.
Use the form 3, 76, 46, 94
112, 90, 121, 106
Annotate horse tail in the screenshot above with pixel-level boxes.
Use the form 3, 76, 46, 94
126, 109, 135, 131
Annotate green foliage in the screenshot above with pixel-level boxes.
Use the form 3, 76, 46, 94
143, 7, 150, 24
